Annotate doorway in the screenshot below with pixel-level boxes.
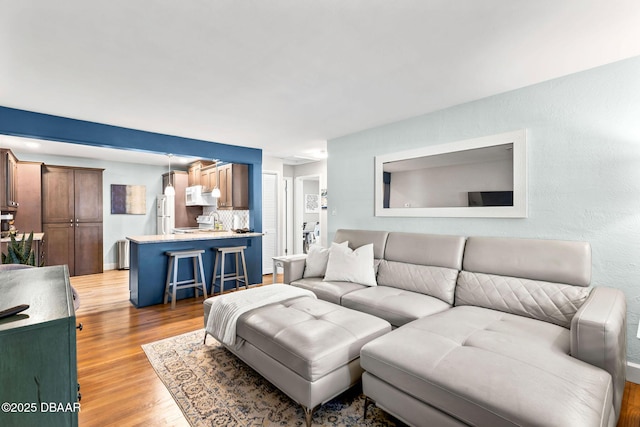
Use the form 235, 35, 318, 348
294, 174, 321, 254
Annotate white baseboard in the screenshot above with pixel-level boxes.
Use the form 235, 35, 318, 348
627, 362, 640, 384
103, 263, 118, 271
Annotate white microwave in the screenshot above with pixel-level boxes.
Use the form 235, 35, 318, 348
185, 185, 217, 206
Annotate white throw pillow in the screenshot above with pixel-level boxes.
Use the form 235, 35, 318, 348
303, 241, 348, 278
324, 243, 377, 287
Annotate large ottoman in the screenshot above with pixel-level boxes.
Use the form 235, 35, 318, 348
204, 294, 391, 426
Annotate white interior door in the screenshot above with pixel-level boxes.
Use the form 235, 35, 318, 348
262, 172, 278, 274
284, 177, 293, 256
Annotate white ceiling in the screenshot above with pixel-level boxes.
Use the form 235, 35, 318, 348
1, 1, 640, 164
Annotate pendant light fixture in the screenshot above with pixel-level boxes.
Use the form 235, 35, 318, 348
211, 159, 221, 198
164, 154, 175, 196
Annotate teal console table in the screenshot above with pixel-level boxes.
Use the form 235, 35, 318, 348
0, 266, 79, 427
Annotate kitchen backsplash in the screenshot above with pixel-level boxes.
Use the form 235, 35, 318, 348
218, 210, 249, 230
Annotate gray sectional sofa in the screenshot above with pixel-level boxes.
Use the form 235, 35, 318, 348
281, 229, 627, 427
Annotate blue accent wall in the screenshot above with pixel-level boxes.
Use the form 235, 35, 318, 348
0, 106, 263, 233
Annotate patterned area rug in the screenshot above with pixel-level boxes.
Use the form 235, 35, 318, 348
142, 329, 401, 427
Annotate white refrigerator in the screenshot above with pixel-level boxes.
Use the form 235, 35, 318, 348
157, 195, 175, 235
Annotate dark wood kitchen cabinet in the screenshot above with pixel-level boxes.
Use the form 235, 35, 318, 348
0, 148, 19, 211
14, 161, 43, 233
187, 162, 201, 186
187, 160, 214, 187
218, 163, 249, 209
42, 166, 104, 276
200, 164, 218, 192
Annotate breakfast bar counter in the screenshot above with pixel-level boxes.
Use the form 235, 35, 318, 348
127, 231, 263, 308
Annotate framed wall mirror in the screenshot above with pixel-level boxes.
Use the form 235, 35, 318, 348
375, 130, 527, 218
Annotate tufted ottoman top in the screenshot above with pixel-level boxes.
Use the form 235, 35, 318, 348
235, 296, 391, 382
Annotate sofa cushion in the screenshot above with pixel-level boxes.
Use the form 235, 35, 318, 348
377, 260, 458, 305
334, 229, 389, 259
456, 271, 591, 328
303, 241, 348, 278
236, 296, 391, 382
462, 236, 592, 287
324, 243, 377, 287
341, 286, 450, 327
290, 277, 366, 305
360, 306, 613, 427
384, 232, 466, 270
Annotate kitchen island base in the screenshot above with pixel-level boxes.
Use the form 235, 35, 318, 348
127, 232, 262, 308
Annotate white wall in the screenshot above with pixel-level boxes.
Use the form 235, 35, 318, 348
327, 56, 640, 364
12, 151, 168, 270
262, 156, 284, 174
262, 155, 285, 258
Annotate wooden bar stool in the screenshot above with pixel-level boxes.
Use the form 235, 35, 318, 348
164, 249, 207, 309
211, 246, 249, 295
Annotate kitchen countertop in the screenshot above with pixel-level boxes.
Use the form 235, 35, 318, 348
127, 231, 263, 244
0, 232, 45, 243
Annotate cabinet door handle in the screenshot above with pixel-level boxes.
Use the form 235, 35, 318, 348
76, 323, 83, 331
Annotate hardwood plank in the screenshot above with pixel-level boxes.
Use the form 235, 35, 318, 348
618, 382, 640, 427
72, 270, 638, 426
73, 270, 201, 426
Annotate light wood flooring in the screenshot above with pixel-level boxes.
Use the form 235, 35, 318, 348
72, 270, 640, 426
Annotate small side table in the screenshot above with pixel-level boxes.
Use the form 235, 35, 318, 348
272, 254, 308, 281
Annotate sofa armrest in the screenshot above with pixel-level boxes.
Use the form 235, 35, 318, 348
570, 286, 626, 418
273, 255, 307, 284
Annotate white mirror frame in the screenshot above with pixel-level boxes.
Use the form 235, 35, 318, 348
375, 129, 527, 218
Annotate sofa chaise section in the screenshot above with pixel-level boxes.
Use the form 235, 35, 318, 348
361, 236, 626, 427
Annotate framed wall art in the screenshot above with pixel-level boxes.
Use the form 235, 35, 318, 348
305, 193, 320, 213
111, 184, 146, 215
